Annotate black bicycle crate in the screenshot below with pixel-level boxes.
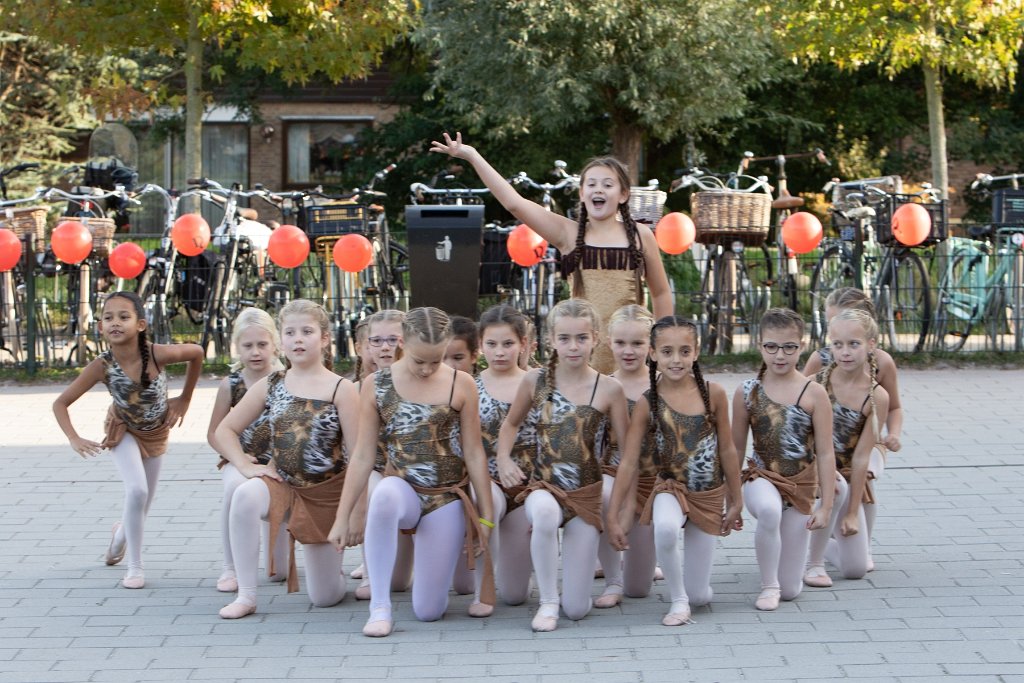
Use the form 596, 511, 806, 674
876, 194, 947, 247
304, 203, 367, 236
993, 189, 1024, 223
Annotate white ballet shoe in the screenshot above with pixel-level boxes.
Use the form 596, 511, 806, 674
531, 604, 559, 632
662, 602, 692, 626
216, 571, 238, 593
755, 588, 781, 611
219, 599, 257, 619
803, 565, 833, 588
105, 522, 125, 566
362, 609, 393, 637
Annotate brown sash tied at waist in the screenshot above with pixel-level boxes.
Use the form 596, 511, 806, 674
742, 461, 818, 515
839, 467, 876, 505
102, 405, 170, 458
513, 479, 604, 531
601, 463, 619, 478
635, 475, 658, 511
384, 467, 496, 608
638, 478, 726, 536
264, 472, 346, 594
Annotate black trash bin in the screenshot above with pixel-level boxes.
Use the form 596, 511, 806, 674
405, 205, 484, 318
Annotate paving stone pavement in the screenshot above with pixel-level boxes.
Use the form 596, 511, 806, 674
1, 368, 1023, 683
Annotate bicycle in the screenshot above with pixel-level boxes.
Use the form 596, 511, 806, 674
672, 168, 772, 354
808, 178, 939, 352
737, 149, 830, 311
932, 173, 1024, 352
0, 164, 46, 365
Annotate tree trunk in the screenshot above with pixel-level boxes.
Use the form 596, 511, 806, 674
610, 120, 643, 186
183, 8, 203, 212
922, 63, 948, 199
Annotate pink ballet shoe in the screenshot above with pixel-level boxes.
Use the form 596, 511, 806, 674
121, 574, 145, 590
219, 600, 257, 619
468, 601, 494, 618
531, 607, 559, 632
754, 588, 781, 611
594, 589, 623, 609
662, 603, 692, 626
593, 567, 605, 579
105, 522, 125, 566
803, 565, 833, 588
216, 571, 238, 593
362, 610, 394, 637
354, 580, 371, 601
653, 566, 665, 581
350, 563, 365, 580
866, 554, 875, 572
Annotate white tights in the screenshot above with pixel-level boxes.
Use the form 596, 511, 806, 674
364, 477, 465, 621
651, 493, 716, 607
525, 489, 600, 620
743, 477, 810, 600
228, 477, 346, 608
360, 470, 414, 591
598, 474, 657, 598
451, 480, 507, 602
807, 475, 869, 579
220, 464, 290, 579
496, 504, 533, 605
109, 434, 162, 577
864, 447, 885, 554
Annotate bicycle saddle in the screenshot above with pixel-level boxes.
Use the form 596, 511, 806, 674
968, 224, 994, 239
772, 196, 804, 210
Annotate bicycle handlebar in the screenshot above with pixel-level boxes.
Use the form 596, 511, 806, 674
971, 172, 1024, 191
409, 182, 491, 196
511, 172, 579, 193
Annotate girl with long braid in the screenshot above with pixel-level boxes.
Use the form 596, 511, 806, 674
430, 132, 673, 373
804, 309, 889, 587
53, 291, 204, 589
495, 299, 629, 632
732, 308, 836, 611
607, 316, 741, 626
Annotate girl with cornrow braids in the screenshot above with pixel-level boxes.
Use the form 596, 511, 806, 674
607, 316, 741, 626
495, 299, 629, 632
430, 132, 672, 373
803, 309, 889, 588
732, 308, 836, 612
53, 291, 204, 590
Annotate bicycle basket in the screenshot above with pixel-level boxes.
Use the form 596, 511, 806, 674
691, 190, 771, 246
876, 195, 947, 247
628, 188, 667, 225
304, 203, 368, 236
0, 205, 48, 254
81, 217, 117, 257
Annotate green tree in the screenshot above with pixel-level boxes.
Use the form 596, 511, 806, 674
416, 0, 776, 183
12, 0, 419, 197
765, 0, 1024, 197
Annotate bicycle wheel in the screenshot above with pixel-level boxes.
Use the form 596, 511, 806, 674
735, 255, 768, 351
137, 269, 173, 344
201, 259, 228, 359
876, 250, 930, 353
933, 250, 982, 352
808, 243, 856, 347
697, 248, 718, 355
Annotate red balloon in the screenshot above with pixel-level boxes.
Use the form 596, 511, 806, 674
52, 220, 93, 264
108, 241, 147, 279
891, 203, 931, 247
333, 233, 373, 272
507, 224, 548, 267
655, 212, 696, 254
781, 212, 823, 254
267, 224, 310, 269
0, 229, 20, 272
171, 214, 211, 257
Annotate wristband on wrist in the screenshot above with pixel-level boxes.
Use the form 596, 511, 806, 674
478, 517, 495, 529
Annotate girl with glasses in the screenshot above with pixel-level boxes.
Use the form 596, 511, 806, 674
732, 308, 836, 611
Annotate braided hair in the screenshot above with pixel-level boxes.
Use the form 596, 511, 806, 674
825, 287, 877, 321
826, 308, 882, 443
757, 308, 806, 381
542, 298, 601, 412
402, 306, 453, 346
647, 316, 711, 454
105, 291, 151, 388
278, 299, 333, 370
572, 157, 645, 301
352, 319, 370, 381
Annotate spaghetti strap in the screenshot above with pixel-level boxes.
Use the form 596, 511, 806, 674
859, 393, 871, 413
795, 380, 812, 405
330, 378, 343, 403
150, 343, 161, 373
588, 372, 600, 406
448, 368, 457, 406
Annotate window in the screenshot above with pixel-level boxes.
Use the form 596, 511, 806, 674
286, 119, 371, 187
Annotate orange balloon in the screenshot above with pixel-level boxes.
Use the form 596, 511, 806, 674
781, 212, 823, 254
891, 203, 931, 247
655, 212, 696, 254
333, 233, 373, 272
52, 220, 93, 264
507, 224, 548, 267
108, 241, 147, 279
171, 214, 211, 257
0, 229, 20, 272
267, 224, 310, 269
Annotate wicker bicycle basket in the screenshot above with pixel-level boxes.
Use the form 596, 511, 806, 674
691, 190, 772, 246
81, 217, 117, 257
0, 205, 48, 254
629, 188, 667, 226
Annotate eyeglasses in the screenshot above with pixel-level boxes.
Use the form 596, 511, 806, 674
761, 342, 800, 355
368, 335, 401, 348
